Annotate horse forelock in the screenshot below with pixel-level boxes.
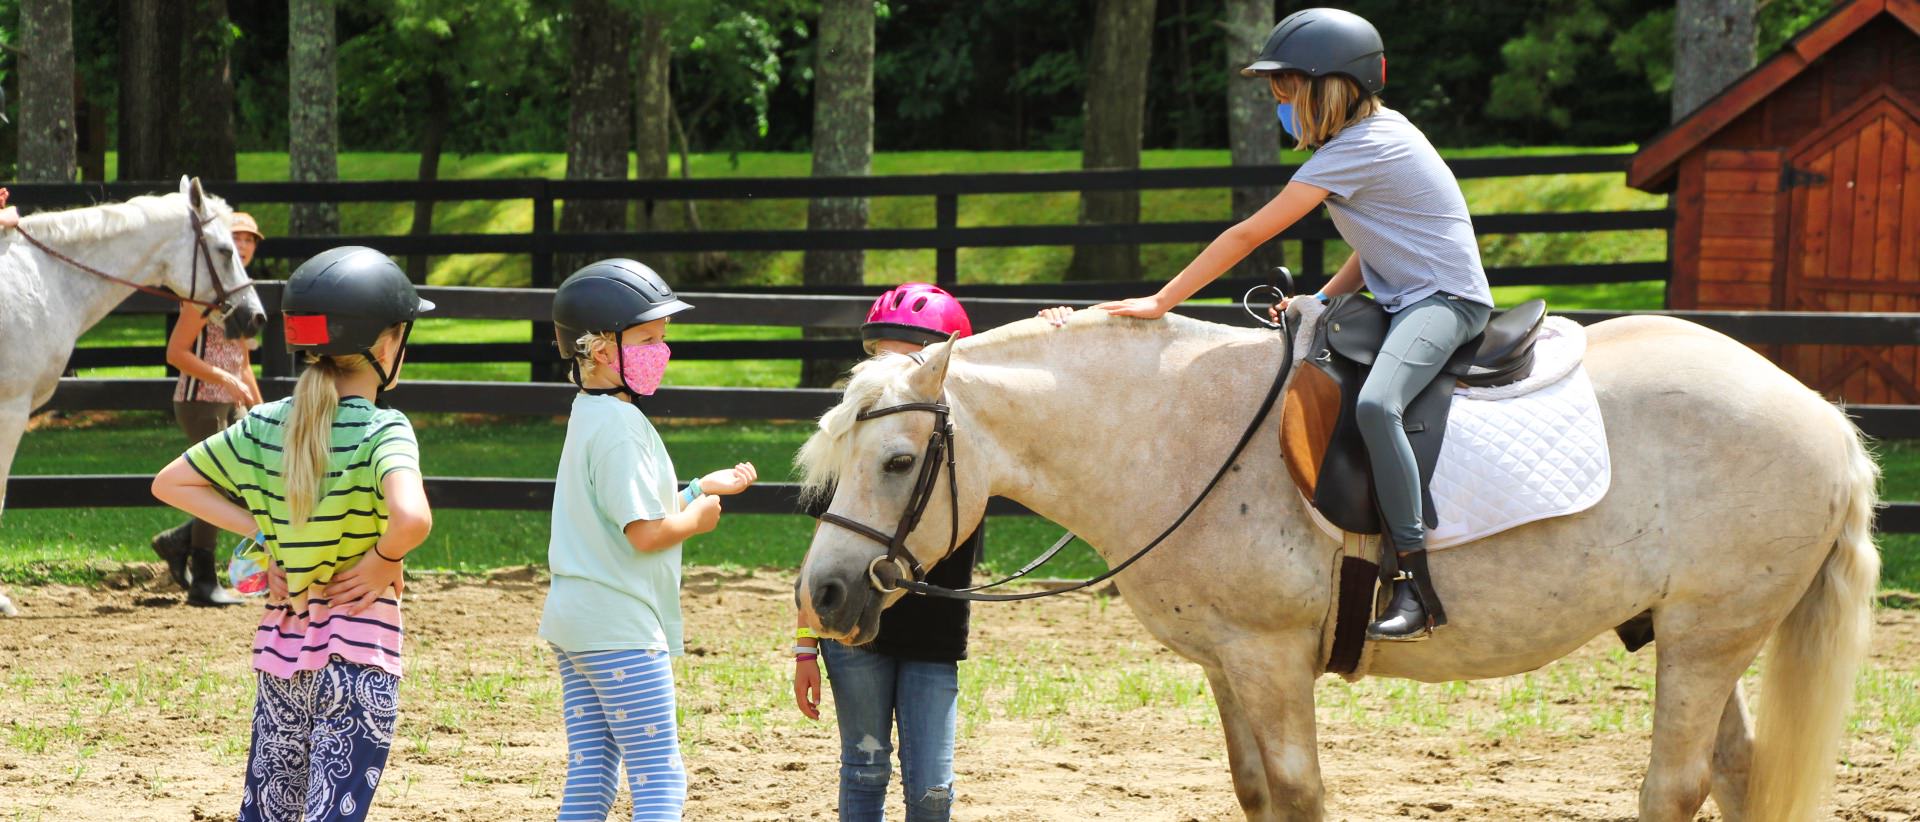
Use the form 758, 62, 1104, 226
16, 192, 231, 246
796, 354, 919, 502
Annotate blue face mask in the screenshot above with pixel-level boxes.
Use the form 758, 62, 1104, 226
1276, 102, 1301, 140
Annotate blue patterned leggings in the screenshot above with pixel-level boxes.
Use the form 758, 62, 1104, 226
555, 648, 687, 821
239, 661, 400, 822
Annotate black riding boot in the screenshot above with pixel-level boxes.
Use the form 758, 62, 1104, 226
1366, 545, 1446, 642
150, 522, 192, 590
186, 545, 242, 607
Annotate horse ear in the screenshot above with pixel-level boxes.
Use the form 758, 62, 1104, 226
188, 177, 207, 213
177, 175, 192, 197
905, 333, 958, 401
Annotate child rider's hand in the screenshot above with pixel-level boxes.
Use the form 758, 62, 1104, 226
686, 494, 723, 534
698, 462, 759, 496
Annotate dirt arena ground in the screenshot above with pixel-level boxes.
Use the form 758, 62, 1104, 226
1, 566, 1914, 821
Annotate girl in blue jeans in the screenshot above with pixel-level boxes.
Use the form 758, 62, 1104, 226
1097, 7, 1495, 642
792, 284, 981, 822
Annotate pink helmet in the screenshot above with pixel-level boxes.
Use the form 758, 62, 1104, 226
862, 283, 972, 351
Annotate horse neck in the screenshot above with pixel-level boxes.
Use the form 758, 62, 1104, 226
38, 209, 188, 339
949, 318, 1301, 560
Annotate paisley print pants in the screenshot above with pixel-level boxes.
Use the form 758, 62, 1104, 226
238, 660, 399, 822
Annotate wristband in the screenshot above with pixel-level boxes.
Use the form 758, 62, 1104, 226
792, 645, 819, 659
1312, 291, 1329, 304
681, 484, 704, 506
373, 545, 405, 562
796, 627, 817, 640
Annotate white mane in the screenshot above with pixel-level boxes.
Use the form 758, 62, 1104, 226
14, 192, 228, 246
796, 352, 918, 501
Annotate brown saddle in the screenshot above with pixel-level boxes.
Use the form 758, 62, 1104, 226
1281, 295, 1548, 537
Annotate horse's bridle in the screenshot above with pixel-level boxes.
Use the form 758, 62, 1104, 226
15, 207, 256, 319
817, 398, 961, 594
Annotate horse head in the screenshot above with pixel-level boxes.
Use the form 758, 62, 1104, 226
170, 176, 265, 340
793, 339, 992, 644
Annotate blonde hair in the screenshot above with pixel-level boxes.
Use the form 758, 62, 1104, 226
1269, 72, 1380, 150
571, 331, 619, 385
284, 326, 402, 527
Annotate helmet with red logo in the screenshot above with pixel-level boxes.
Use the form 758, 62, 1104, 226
862, 283, 971, 352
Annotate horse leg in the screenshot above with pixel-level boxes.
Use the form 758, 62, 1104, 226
1205, 667, 1276, 820
0, 394, 25, 616
1640, 612, 1768, 822
1707, 680, 1754, 821
1217, 633, 1325, 821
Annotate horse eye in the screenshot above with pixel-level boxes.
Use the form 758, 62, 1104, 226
884, 454, 915, 474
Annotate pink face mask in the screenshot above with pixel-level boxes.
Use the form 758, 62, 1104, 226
619, 342, 671, 395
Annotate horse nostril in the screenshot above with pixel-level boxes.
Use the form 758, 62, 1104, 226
814, 580, 844, 614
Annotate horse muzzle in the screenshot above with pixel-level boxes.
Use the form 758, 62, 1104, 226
223, 301, 266, 340
806, 562, 889, 646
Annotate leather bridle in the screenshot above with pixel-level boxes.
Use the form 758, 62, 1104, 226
16, 207, 256, 319
817, 300, 1295, 603
817, 398, 961, 594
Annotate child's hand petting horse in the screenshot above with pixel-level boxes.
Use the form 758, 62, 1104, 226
698, 462, 758, 496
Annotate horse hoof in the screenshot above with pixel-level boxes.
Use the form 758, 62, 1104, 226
0, 596, 17, 617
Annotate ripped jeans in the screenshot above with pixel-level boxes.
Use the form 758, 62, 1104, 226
820, 641, 957, 822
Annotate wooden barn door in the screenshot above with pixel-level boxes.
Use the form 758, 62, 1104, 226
1782, 97, 1920, 405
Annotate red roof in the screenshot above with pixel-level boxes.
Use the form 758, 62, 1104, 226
1628, 0, 1920, 191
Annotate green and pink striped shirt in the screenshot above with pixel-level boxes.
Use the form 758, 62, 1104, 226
184, 396, 420, 679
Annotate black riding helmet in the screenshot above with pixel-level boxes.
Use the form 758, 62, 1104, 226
552, 258, 693, 395
283, 246, 433, 392
1240, 7, 1386, 95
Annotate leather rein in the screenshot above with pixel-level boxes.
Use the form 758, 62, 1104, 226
819, 308, 1295, 603
14, 208, 254, 318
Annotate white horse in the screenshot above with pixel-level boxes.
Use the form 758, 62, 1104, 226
0, 177, 264, 616
794, 307, 1879, 822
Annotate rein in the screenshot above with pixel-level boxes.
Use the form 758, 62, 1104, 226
822, 311, 1296, 603
15, 208, 254, 317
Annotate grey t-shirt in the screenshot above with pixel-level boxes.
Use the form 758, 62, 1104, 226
1291, 107, 1494, 312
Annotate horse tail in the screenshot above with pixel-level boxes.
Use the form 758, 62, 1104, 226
1747, 410, 1880, 822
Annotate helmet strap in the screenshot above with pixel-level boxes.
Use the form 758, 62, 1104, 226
361, 321, 415, 401
576, 341, 642, 406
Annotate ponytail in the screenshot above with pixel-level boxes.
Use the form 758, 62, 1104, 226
284, 324, 404, 526
285, 355, 343, 527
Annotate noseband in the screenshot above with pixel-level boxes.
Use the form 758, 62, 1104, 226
16, 207, 256, 319
817, 398, 961, 593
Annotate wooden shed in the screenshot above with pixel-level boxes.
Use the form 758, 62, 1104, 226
1628, 0, 1920, 404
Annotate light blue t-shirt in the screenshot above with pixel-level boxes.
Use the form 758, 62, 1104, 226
539, 394, 685, 655
1290, 107, 1495, 312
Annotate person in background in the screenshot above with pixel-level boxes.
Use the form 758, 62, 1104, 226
149, 211, 267, 605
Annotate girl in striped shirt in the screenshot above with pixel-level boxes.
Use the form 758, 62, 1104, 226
152, 246, 434, 822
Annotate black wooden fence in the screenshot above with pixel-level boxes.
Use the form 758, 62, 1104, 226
36, 153, 1671, 377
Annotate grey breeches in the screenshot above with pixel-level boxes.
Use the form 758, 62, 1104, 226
1355, 293, 1491, 552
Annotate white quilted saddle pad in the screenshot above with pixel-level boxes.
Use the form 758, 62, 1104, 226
1429, 317, 1610, 549
1299, 316, 1612, 549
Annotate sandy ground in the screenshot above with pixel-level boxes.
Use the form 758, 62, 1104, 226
0, 566, 1915, 821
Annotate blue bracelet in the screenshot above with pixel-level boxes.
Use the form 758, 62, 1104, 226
681, 484, 703, 506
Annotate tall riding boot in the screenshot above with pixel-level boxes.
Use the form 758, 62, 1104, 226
150, 522, 192, 590
1366, 543, 1446, 642
186, 545, 242, 607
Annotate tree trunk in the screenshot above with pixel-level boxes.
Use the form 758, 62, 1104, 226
407, 71, 452, 284
1224, 0, 1285, 282
18, 0, 77, 183
634, 11, 671, 231
559, 0, 634, 276
1671, 0, 1755, 122
801, 0, 875, 387
176, 0, 238, 181
1065, 0, 1155, 282
288, 0, 340, 236
117, 0, 182, 181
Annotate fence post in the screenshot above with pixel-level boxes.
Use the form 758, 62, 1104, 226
1301, 239, 1325, 287
935, 192, 958, 288
258, 285, 293, 380
530, 179, 558, 382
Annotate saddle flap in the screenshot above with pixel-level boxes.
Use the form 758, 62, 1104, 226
1281, 362, 1342, 499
